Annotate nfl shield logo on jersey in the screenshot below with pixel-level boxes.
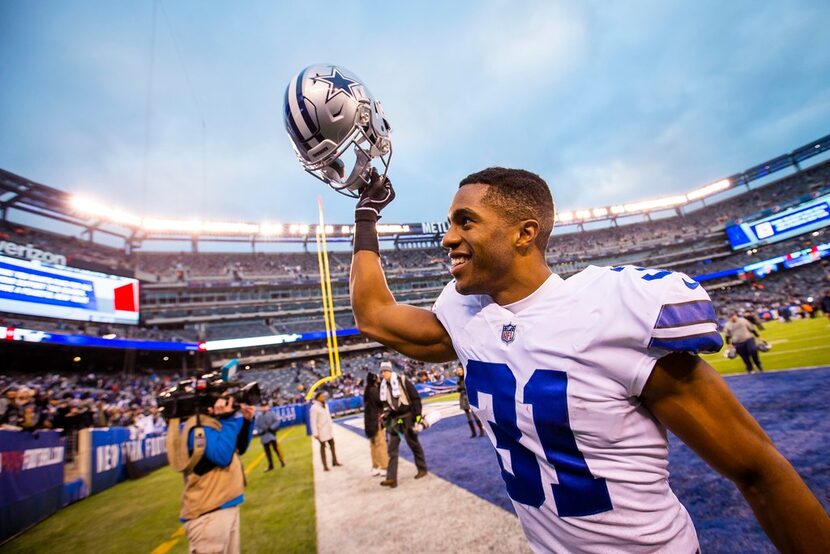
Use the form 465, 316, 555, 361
501, 323, 517, 345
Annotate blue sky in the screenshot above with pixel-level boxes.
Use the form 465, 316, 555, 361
1, 0, 829, 228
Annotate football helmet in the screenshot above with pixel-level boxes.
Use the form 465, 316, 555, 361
284, 64, 392, 197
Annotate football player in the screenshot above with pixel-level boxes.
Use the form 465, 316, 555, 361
348, 169, 829, 553
283, 66, 828, 552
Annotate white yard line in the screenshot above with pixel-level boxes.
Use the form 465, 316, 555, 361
313, 419, 531, 554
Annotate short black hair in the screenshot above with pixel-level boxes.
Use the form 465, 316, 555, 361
458, 167, 555, 249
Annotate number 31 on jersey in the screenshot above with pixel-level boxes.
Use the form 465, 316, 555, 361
466, 360, 613, 517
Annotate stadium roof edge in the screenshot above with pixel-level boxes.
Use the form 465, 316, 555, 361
1, 133, 828, 247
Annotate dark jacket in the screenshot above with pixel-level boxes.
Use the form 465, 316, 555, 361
457, 374, 470, 411
381, 375, 422, 419
363, 379, 383, 438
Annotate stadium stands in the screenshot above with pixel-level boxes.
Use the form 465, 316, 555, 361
1, 153, 830, 405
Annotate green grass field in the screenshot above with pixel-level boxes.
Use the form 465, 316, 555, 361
5, 318, 828, 553
701, 316, 830, 374
5, 427, 316, 554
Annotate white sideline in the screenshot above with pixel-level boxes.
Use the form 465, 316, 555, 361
313, 413, 531, 554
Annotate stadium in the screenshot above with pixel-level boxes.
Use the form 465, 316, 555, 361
2, 2, 830, 554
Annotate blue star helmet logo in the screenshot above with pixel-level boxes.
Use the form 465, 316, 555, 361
313, 67, 361, 103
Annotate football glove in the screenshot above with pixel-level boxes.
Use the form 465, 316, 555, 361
355, 168, 395, 223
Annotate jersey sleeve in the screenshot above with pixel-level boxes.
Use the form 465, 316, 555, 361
645, 274, 723, 355
608, 266, 723, 396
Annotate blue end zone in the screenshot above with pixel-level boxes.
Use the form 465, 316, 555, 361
339, 367, 830, 553
401, 413, 515, 513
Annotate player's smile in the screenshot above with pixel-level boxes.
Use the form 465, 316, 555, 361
449, 252, 471, 277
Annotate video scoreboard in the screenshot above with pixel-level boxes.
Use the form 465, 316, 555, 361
0, 255, 140, 325
725, 192, 830, 250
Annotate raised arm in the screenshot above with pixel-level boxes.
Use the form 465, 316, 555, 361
349, 172, 456, 363
641, 352, 830, 553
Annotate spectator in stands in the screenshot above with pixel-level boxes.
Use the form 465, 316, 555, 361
310, 392, 340, 471
255, 403, 285, 472
378, 362, 428, 488
363, 372, 388, 477
0, 387, 15, 424
723, 313, 764, 374
455, 366, 484, 438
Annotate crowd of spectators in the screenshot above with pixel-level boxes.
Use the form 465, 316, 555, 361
0, 372, 171, 436
709, 261, 830, 319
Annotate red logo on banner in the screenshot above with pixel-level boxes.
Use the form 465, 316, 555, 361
113, 283, 138, 312
2, 450, 24, 474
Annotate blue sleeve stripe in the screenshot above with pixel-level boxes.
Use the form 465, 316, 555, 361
649, 331, 724, 353
654, 300, 717, 329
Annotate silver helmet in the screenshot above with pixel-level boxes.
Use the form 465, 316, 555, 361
284, 64, 392, 197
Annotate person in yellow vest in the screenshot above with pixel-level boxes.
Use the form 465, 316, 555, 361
167, 394, 255, 554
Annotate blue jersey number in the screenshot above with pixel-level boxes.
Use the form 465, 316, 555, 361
466, 360, 613, 517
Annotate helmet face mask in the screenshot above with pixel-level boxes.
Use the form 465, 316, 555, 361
284, 64, 392, 197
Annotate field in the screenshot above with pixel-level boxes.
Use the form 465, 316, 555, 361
702, 316, 830, 373
5, 427, 316, 554
5, 317, 829, 553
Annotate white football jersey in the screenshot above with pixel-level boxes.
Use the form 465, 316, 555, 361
432, 265, 722, 554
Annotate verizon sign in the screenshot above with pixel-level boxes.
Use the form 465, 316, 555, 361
0, 241, 67, 266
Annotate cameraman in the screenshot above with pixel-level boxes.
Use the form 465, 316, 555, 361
169, 394, 255, 554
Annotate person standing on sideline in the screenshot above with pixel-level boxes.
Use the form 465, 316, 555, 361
820, 289, 830, 318
166, 392, 254, 554
255, 403, 285, 472
363, 372, 388, 476
310, 392, 341, 471
378, 363, 428, 488
456, 366, 484, 438
724, 313, 764, 374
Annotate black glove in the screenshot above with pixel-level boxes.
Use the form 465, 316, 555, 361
355, 168, 395, 223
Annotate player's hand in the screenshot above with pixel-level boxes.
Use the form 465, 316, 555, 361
355, 168, 395, 222
240, 404, 256, 421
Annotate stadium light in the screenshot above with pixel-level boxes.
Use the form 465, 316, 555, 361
376, 224, 411, 234
69, 172, 739, 237
686, 179, 731, 201
623, 195, 687, 213
258, 223, 283, 236
70, 196, 143, 227
142, 218, 203, 234
202, 221, 259, 235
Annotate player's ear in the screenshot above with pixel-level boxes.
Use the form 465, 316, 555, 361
515, 219, 540, 251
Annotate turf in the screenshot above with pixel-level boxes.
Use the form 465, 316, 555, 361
4, 426, 315, 554
7, 318, 829, 552
701, 317, 830, 374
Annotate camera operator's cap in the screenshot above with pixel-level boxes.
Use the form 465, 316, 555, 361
380, 361, 393, 372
